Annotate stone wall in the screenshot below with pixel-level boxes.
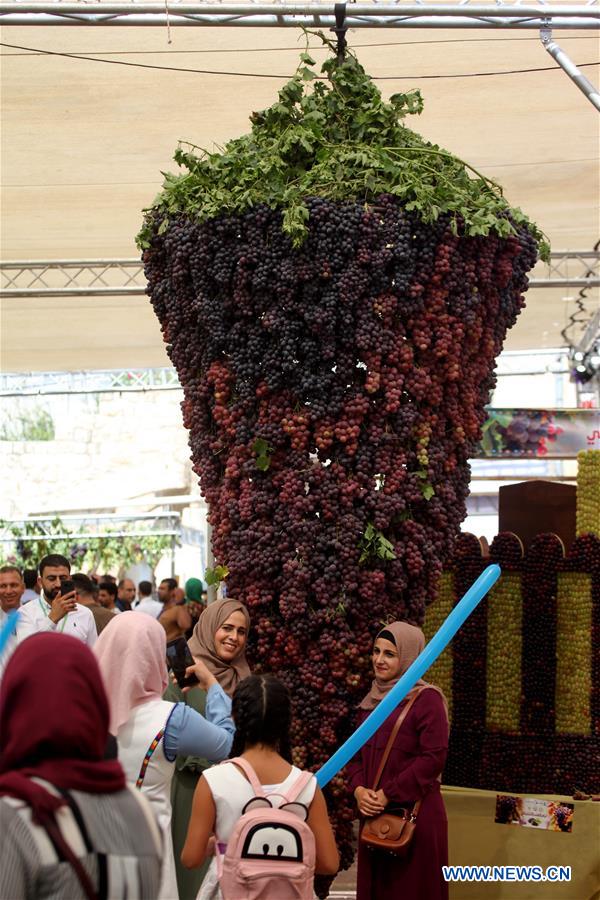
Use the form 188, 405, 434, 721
0, 390, 193, 519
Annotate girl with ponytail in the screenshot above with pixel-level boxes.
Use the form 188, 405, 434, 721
182, 674, 339, 897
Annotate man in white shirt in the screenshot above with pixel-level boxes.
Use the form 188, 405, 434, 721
0, 566, 23, 618
134, 579, 163, 618
15, 553, 97, 647
0, 565, 22, 677
20, 568, 41, 605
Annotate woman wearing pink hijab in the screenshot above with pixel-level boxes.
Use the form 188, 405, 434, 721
94, 612, 234, 900
346, 621, 450, 900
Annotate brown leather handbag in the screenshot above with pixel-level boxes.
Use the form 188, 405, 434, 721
359, 688, 425, 857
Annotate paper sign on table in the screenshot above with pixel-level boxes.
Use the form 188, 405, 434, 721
495, 795, 574, 832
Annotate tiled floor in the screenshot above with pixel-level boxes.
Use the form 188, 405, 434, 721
329, 848, 358, 895
331, 861, 357, 891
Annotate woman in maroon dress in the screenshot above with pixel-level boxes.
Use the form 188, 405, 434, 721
346, 621, 449, 900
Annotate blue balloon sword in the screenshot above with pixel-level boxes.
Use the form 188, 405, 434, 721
315, 564, 501, 788
0, 609, 19, 659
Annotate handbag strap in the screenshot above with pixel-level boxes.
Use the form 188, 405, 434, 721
135, 727, 165, 789
371, 687, 427, 791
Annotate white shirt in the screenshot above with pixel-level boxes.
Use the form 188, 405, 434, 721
117, 699, 179, 900
15, 595, 98, 647
199, 764, 317, 900
135, 598, 164, 619
20, 589, 39, 606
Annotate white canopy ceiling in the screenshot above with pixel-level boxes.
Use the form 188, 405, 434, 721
1, 21, 598, 371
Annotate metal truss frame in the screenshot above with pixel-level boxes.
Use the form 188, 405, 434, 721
0, 511, 181, 545
575, 307, 600, 353
0, 354, 577, 396
0, 259, 145, 298
0, 1, 598, 29
2, 251, 598, 298
536, 250, 600, 288
0, 368, 181, 396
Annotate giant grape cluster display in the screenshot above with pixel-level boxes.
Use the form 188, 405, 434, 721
140, 43, 542, 880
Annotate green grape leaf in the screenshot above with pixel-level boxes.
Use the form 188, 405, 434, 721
205, 565, 229, 586
255, 455, 271, 472
252, 438, 270, 456
421, 482, 435, 501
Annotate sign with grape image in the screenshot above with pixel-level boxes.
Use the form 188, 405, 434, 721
478, 408, 600, 458
139, 38, 545, 881
495, 795, 574, 832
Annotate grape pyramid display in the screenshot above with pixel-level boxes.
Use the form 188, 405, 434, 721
140, 43, 542, 879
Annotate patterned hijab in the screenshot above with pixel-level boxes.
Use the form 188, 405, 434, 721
359, 621, 448, 722
187, 598, 251, 696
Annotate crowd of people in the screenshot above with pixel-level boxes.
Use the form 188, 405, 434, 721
0, 556, 450, 900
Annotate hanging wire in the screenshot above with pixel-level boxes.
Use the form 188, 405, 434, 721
0, 40, 597, 80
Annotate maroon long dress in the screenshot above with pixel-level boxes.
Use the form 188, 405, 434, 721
346, 687, 449, 900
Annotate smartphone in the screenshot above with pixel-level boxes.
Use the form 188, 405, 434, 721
166, 637, 199, 689
60, 579, 75, 596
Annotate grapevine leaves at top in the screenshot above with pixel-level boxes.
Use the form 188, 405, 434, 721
137, 35, 549, 259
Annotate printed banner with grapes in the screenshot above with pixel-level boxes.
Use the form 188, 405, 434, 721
477, 408, 600, 458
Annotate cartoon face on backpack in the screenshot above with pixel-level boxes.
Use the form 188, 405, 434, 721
240, 798, 309, 862
217, 761, 317, 900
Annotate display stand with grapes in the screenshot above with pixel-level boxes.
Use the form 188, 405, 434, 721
424, 451, 599, 798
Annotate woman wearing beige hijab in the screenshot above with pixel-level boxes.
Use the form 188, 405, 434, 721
166, 598, 251, 899
346, 622, 450, 900
187, 598, 251, 695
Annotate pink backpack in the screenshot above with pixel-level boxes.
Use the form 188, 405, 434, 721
214, 756, 317, 900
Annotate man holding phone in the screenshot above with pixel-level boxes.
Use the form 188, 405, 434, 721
15, 554, 97, 647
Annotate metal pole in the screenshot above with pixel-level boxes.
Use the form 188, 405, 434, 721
2, 14, 598, 27
1, 4, 599, 17
0, 4, 599, 27
206, 519, 217, 604
332, 2, 347, 64
540, 26, 600, 111
3, 276, 599, 298
0, 530, 180, 542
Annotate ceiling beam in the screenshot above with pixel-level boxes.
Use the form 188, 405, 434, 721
0, 2, 599, 28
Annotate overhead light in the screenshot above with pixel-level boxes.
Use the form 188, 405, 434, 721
576, 364, 587, 373
573, 351, 585, 362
